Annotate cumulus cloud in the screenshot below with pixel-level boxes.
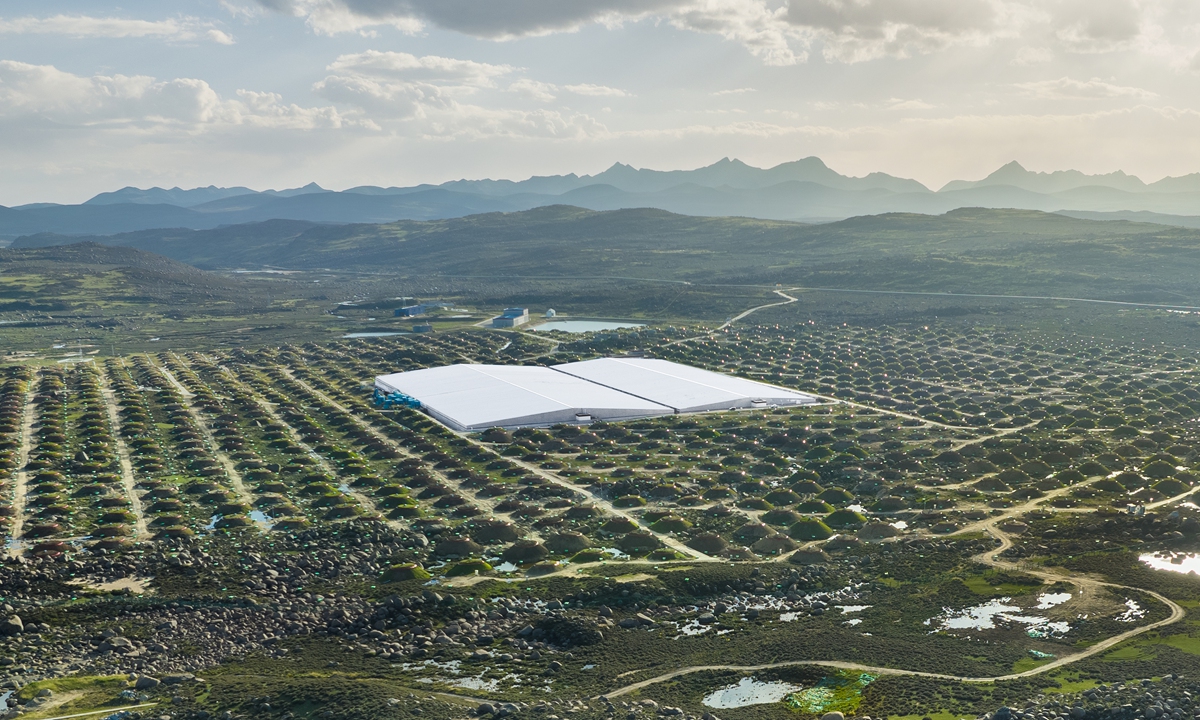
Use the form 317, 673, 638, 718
1014, 76, 1157, 99
0, 60, 346, 129
509, 78, 557, 102
257, 0, 804, 63
888, 98, 936, 110
563, 83, 629, 97
1052, 0, 1142, 52
254, 0, 675, 37
254, 0, 1200, 70
0, 15, 236, 43
314, 51, 607, 138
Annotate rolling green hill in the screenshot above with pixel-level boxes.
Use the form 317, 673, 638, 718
16, 206, 1200, 304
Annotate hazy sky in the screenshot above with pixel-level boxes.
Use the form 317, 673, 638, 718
4, 0, 1200, 204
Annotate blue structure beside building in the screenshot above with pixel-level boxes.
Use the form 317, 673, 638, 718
492, 308, 530, 328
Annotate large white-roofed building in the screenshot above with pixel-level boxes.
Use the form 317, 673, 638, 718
374, 357, 820, 431
551, 357, 818, 413
373, 364, 672, 432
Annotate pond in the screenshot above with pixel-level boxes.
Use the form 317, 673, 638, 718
531, 320, 646, 333
927, 596, 1072, 636
1141, 551, 1200, 574
703, 677, 805, 709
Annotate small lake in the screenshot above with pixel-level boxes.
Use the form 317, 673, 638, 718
532, 320, 646, 333
703, 677, 804, 709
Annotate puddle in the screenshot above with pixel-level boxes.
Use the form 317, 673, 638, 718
673, 619, 713, 637
453, 676, 502, 691
927, 598, 1071, 636
205, 515, 221, 531
1116, 599, 1145, 622
249, 510, 273, 530
1141, 552, 1200, 574
1, 690, 11, 711
67, 576, 152, 594
703, 677, 804, 709
1035, 592, 1072, 609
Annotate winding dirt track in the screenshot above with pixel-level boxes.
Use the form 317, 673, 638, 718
602, 502, 1187, 698
97, 362, 149, 540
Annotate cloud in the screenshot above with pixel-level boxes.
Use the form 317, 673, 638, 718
669, 0, 801, 65
258, 0, 803, 64
509, 78, 557, 102
0, 15, 235, 43
314, 51, 607, 139
1014, 76, 1156, 99
327, 51, 512, 88
888, 98, 935, 110
1012, 46, 1054, 65
207, 29, 237, 45
255, 0, 675, 37
248, 0, 1200, 69
713, 87, 756, 95
0, 60, 346, 129
564, 83, 629, 97
1052, 0, 1142, 52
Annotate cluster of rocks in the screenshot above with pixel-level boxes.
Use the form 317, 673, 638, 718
982, 676, 1198, 720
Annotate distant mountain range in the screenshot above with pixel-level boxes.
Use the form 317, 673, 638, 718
7, 157, 1200, 241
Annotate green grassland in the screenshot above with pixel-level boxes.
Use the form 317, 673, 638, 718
8, 208, 1200, 719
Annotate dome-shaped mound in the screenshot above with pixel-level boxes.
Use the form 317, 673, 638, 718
858, 522, 900, 541
618, 532, 661, 554
788, 518, 833, 540
545, 532, 592, 554
796, 500, 835, 514
752, 534, 799, 555
600, 517, 639, 534
761, 508, 803, 526
469, 518, 521, 544
825, 509, 867, 529
788, 549, 830, 565
733, 522, 772, 543
816, 488, 854, 505
433, 537, 485, 559
686, 533, 728, 554
381, 563, 432, 582
502, 541, 550, 565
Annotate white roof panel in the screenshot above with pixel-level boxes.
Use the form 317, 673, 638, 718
375, 364, 671, 431
551, 357, 817, 413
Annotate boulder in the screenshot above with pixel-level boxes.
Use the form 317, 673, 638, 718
134, 676, 161, 690
0, 616, 21, 637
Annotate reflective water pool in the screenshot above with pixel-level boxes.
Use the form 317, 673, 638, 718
703, 677, 805, 709
1141, 551, 1200, 574
532, 320, 647, 333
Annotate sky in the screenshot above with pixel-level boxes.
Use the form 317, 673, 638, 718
4, 0, 1200, 204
